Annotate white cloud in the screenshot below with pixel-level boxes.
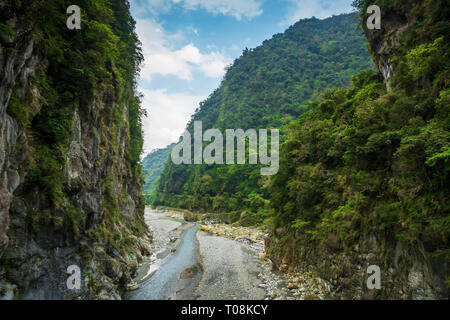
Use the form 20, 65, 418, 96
281, 0, 354, 26
132, 18, 231, 155
131, 0, 172, 17
140, 88, 206, 154
199, 54, 229, 78
173, 0, 263, 20
132, 0, 263, 20
135, 18, 230, 81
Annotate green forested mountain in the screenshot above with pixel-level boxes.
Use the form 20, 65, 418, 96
155, 13, 373, 220
142, 144, 174, 196
267, 0, 449, 299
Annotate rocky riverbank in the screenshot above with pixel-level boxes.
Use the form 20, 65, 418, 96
155, 208, 330, 300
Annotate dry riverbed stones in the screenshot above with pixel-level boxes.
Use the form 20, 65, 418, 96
157, 208, 329, 300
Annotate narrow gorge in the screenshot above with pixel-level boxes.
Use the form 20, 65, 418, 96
0, 0, 448, 301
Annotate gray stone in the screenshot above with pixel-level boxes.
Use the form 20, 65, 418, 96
7, 169, 20, 193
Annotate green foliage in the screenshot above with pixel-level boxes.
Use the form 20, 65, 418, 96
27, 145, 66, 209
0, 22, 15, 37
6, 86, 30, 127
271, 0, 449, 257
6, 0, 145, 240
270, 9, 450, 256
141, 144, 175, 196
156, 13, 373, 221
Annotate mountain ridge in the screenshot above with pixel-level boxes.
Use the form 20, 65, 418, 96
154, 12, 373, 221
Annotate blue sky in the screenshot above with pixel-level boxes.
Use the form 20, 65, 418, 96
129, 0, 356, 154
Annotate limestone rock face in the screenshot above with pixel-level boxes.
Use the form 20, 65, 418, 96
0, 0, 35, 257
266, 230, 448, 300
0, 0, 150, 299
361, 3, 415, 90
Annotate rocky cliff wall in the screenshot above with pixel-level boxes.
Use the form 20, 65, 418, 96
0, 0, 150, 299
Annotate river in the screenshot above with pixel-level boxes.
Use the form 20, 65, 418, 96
125, 209, 271, 300
125, 208, 327, 300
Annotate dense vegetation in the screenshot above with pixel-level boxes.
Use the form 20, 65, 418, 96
154, 13, 373, 220
270, 0, 449, 275
5, 0, 142, 197
2, 0, 146, 285
142, 144, 174, 197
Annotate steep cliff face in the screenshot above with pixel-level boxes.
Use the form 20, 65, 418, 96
266, 0, 449, 300
0, 1, 32, 256
0, 0, 150, 299
361, 1, 414, 90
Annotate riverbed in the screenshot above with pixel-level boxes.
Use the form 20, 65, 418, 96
125, 211, 201, 300
125, 208, 327, 300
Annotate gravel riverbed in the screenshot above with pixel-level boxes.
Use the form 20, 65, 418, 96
159, 209, 329, 300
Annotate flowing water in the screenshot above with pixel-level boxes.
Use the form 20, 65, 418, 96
125, 209, 272, 300
125, 215, 201, 300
